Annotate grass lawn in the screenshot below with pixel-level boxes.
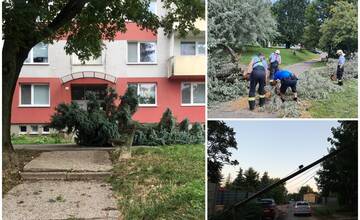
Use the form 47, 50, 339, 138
2, 150, 42, 195
308, 80, 358, 118
239, 46, 319, 66
109, 144, 205, 220
11, 134, 73, 145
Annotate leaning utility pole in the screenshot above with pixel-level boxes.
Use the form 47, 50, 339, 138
215, 146, 347, 219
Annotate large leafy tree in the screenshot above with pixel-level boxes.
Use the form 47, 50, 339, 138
2, 0, 204, 154
208, 0, 277, 60
319, 1, 357, 56
302, 0, 357, 50
272, 0, 309, 48
316, 121, 357, 210
208, 120, 238, 183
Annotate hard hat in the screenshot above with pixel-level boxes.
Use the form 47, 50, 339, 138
275, 50, 280, 54
336, 50, 344, 55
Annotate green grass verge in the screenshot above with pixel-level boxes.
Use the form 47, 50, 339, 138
239, 46, 319, 66
308, 80, 358, 118
11, 134, 73, 145
109, 144, 205, 220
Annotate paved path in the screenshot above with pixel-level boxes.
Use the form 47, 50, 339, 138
14, 143, 116, 151
3, 151, 121, 220
208, 59, 320, 119
3, 181, 120, 220
277, 204, 319, 220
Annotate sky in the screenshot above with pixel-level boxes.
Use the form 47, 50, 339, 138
221, 120, 340, 193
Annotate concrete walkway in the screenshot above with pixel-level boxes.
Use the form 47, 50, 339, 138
208, 59, 320, 118
14, 143, 116, 151
3, 181, 120, 220
3, 151, 121, 220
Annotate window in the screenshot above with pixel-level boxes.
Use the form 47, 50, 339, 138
127, 42, 157, 63
72, 54, 103, 65
180, 42, 206, 56
148, 0, 156, 14
20, 84, 50, 106
24, 42, 48, 64
181, 82, 205, 105
128, 83, 157, 106
30, 125, 39, 134
42, 126, 50, 134
19, 126, 27, 134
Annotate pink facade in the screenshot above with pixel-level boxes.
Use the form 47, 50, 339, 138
11, 77, 205, 124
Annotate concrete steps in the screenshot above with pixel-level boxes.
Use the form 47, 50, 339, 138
21, 171, 111, 180
20, 151, 113, 181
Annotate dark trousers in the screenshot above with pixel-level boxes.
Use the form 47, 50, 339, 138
269, 61, 279, 80
280, 79, 297, 94
337, 65, 344, 80
249, 67, 266, 98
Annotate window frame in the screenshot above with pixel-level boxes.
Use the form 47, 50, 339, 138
30, 125, 39, 134
19, 84, 51, 107
24, 43, 49, 65
19, 125, 27, 134
181, 82, 205, 106
42, 125, 50, 134
127, 41, 157, 64
128, 83, 158, 107
180, 41, 206, 56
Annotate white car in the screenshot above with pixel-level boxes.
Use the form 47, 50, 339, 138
293, 201, 312, 216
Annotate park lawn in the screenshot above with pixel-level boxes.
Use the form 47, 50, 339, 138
11, 134, 73, 145
239, 46, 319, 66
109, 144, 205, 220
308, 80, 358, 118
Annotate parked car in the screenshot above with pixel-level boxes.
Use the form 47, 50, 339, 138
257, 199, 278, 220
293, 201, 312, 216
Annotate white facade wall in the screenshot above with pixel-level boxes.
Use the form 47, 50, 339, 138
19, 0, 204, 79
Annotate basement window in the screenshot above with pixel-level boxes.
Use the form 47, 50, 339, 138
19, 126, 27, 134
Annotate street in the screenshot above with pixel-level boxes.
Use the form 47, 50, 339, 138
277, 205, 320, 220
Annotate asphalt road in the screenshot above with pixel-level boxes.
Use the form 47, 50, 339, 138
277, 205, 320, 220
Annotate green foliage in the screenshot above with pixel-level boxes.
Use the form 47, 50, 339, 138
50, 88, 138, 146
319, 1, 358, 55
158, 108, 176, 132
316, 121, 357, 210
11, 134, 72, 145
178, 118, 190, 132
109, 144, 205, 219
208, 0, 277, 51
208, 121, 238, 183
3, 0, 204, 61
272, 0, 309, 48
133, 109, 204, 146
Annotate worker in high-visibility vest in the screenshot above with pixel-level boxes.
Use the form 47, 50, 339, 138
269, 50, 282, 83
336, 50, 346, 86
245, 53, 268, 110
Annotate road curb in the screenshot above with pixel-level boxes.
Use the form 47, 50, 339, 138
21, 171, 111, 180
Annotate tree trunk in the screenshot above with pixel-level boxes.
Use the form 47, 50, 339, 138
2, 40, 32, 158
286, 42, 291, 49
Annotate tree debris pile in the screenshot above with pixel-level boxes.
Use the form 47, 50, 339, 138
326, 53, 358, 80
208, 51, 248, 105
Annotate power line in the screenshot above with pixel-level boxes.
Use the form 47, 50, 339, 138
285, 164, 320, 185
286, 167, 319, 189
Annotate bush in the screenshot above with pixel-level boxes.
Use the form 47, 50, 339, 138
133, 110, 204, 146
50, 88, 137, 147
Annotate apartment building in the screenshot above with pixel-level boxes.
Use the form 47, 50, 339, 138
10, 1, 206, 135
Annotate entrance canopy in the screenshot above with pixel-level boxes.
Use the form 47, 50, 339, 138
61, 71, 117, 84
